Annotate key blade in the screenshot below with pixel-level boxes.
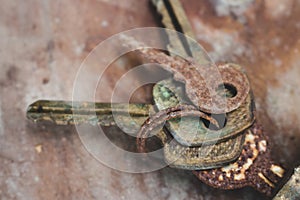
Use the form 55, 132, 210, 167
27, 100, 154, 127
152, 0, 210, 65
152, 0, 196, 39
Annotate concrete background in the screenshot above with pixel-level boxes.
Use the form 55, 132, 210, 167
0, 0, 299, 199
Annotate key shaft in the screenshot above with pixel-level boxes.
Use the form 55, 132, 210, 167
27, 100, 154, 128
151, 0, 210, 64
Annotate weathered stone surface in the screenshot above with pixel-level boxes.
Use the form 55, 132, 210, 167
0, 0, 299, 199
274, 166, 300, 200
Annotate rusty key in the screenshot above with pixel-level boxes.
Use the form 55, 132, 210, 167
149, 0, 289, 197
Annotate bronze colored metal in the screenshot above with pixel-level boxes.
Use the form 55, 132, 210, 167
163, 133, 245, 170
151, 0, 209, 65
152, 68, 254, 146
27, 100, 154, 133
148, 0, 288, 196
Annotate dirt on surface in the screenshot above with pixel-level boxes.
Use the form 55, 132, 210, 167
0, 0, 299, 199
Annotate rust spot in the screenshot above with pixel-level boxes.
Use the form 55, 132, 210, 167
0, 65, 19, 87
47, 40, 55, 52
193, 122, 287, 197
6, 65, 18, 82
42, 78, 49, 85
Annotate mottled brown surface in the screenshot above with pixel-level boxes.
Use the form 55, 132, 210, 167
0, 0, 300, 199
194, 122, 286, 197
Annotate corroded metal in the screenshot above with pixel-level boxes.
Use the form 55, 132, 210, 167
194, 123, 286, 197
163, 133, 245, 170
25, 0, 293, 198
27, 100, 154, 133
153, 68, 254, 146
151, 78, 247, 170
151, 0, 210, 64
121, 35, 250, 114
148, 0, 288, 197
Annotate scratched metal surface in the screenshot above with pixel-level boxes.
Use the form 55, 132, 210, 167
0, 0, 299, 199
